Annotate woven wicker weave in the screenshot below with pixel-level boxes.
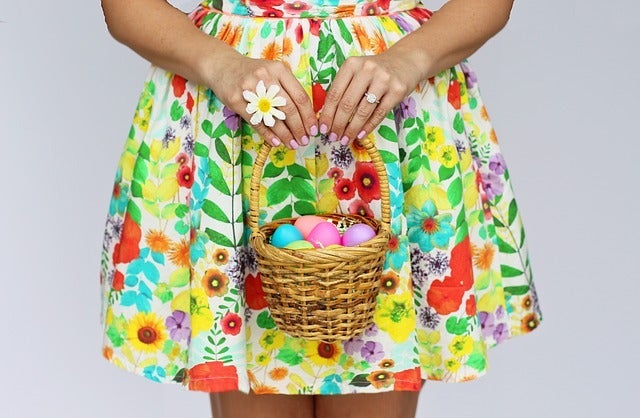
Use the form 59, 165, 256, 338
249, 136, 391, 342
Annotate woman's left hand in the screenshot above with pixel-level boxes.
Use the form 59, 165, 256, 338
318, 50, 425, 145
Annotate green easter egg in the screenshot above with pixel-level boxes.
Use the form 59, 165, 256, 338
284, 240, 315, 250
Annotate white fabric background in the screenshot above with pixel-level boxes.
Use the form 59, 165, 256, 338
0, 0, 638, 417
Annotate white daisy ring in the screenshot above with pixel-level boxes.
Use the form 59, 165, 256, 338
242, 80, 287, 127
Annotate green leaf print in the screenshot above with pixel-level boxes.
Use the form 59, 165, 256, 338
466, 353, 487, 371
453, 112, 464, 134
175, 220, 189, 234
405, 128, 422, 146
439, 165, 455, 181
273, 205, 293, 220
131, 181, 143, 198
160, 203, 181, 220
504, 285, 530, 296
508, 199, 518, 226
194, 143, 209, 157
276, 20, 284, 36
445, 316, 469, 335
287, 163, 312, 179
215, 138, 232, 164
294, 201, 316, 216
257, 311, 276, 329
205, 228, 235, 247
379, 150, 399, 163
138, 142, 150, 160
203, 199, 231, 223
318, 34, 332, 61
349, 374, 372, 388
153, 283, 174, 303
378, 125, 398, 143
127, 200, 142, 224
500, 265, 524, 278
336, 20, 353, 44
497, 236, 517, 254
209, 161, 231, 195
261, 23, 272, 38
106, 325, 125, 347
267, 178, 292, 205
264, 162, 285, 178
170, 100, 184, 121
202, 120, 214, 138
276, 348, 305, 366
175, 203, 189, 218
133, 159, 149, 182
169, 268, 190, 287
291, 177, 315, 201
447, 178, 463, 206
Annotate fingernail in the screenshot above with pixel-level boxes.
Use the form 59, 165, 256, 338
272, 137, 281, 146
320, 124, 328, 135
329, 132, 338, 142
357, 130, 366, 139
289, 139, 299, 149
341, 136, 349, 146
310, 125, 318, 136
300, 135, 309, 146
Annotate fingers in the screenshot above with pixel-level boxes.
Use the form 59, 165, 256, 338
319, 56, 412, 145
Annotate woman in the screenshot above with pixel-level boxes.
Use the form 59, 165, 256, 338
99, 0, 542, 417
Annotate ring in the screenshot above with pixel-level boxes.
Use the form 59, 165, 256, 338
242, 80, 287, 127
363, 91, 380, 104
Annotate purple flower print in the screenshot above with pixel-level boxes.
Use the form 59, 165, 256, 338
223, 106, 241, 131
393, 97, 417, 131
344, 337, 365, 356
361, 341, 385, 363
480, 171, 504, 200
493, 323, 509, 344
365, 323, 379, 337
391, 15, 413, 33
495, 305, 505, 320
488, 153, 507, 175
478, 311, 496, 341
166, 310, 191, 342
461, 62, 477, 89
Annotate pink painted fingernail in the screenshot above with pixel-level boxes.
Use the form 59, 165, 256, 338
289, 139, 299, 149
301, 135, 309, 146
272, 137, 281, 146
310, 125, 318, 136
357, 130, 366, 139
320, 124, 328, 134
341, 136, 349, 146
329, 132, 338, 142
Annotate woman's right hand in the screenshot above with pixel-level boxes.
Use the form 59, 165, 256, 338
200, 49, 318, 149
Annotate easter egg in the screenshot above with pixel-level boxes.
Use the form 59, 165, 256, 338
270, 224, 303, 248
341, 223, 376, 247
284, 240, 315, 250
306, 222, 342, 248
294, 215, 325, 239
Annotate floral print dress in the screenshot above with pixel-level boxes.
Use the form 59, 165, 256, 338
100, 0, 542, 395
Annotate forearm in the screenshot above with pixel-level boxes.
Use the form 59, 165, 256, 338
100, 0, 238, 84
392, 0, 514, 81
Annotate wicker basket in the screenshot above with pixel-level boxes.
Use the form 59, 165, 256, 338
248, 135, 391, 342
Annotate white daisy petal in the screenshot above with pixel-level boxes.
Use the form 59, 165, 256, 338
263, 113, 276, 127
250, 112, 263, 125
243, 90, 258, 102
246, 102, 258, 113
271, 96, 286, 107
271, 108, 286, 121
256, 80, 266, 96
266, 84, 281, 98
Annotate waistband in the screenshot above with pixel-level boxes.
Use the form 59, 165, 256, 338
199, 0, 421, 19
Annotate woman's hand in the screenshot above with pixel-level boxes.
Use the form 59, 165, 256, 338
201, 50, 318, 149
317, 50, 423, 146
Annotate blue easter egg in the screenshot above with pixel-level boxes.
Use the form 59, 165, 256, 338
270, 224, 304, 248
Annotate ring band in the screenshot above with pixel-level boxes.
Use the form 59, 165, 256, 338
243, 80, 287, 127
363, 91, 380, 104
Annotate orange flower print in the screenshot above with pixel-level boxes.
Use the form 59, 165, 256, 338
521, 313, 539, 333
145, 229, 171, 253
268, 367, 288, 381
380, 271, 400, 294
188, 361, 238, 392
168, 238, 191, 267
201, 268, 229, 297
366, 370, 394, 389
472, 242, 495, 271
112, 213, 141, 264
213, 248, 229, 265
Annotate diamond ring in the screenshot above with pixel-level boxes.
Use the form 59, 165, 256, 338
363, 91, 380, 104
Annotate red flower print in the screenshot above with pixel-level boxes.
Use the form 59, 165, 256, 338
112, 271, 125, 291
327, 167, 343, 180
426, 276, 466, 315
188, 361, 239, 392
362, 3, 379, 16
250, 0, 284, 8
312, 82, 326, 113
465, 295, 476, 316
261, 8, 284, 17
393, 367, 422, 391
309, 19, 321, 36
348, 199, 374, 218
186, 92, 194, 113
284, 1, 311, 14
334, 178, 356, 200
448, 79, 461, 110
113, 213, 141, 264
172, 75, 186, 98
449, 236, 473, 290
376, 0, 391, 11
245, 273, 268, 310
177, 164, 194, 189
295, 23, 303, 44
354, 162, 380, 203
176, 153, 189, 166
221, 313, 242, 336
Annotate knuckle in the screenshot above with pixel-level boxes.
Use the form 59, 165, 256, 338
371, 107, 388, 123
362, 59, 379, 73
355, 105, 371, 118
325, 88, 342, 105
339, 97, 357, 113
291, 91, 310, 106
389, 81, 406, 96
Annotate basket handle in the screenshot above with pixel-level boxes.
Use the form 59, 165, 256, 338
248, 135, 391, 233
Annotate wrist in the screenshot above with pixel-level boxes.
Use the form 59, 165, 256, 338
192, 40, 242, 87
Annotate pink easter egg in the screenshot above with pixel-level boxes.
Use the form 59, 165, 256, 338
341, 223, 376, 247
306, 222, 342, 248
294, 215, 326, 239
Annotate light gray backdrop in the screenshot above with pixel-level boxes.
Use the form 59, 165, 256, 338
1, 0, 638, 417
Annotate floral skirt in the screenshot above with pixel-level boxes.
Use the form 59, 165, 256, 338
99, 0, 542, 395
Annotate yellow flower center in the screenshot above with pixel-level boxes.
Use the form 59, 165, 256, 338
258, 98, 272, 113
